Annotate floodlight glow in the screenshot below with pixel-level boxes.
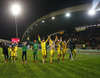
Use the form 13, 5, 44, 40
90, 25, 93, 27
52, 17, 55, 19
87, 26, 89, 27
97, 24, 100, 26
42, 20, 45, 23
36, 24, 38, 26
65, 13, 70, 17
84, 26, 86, 28
27, 31, 29, 33
88, 9, 96, 15
96, 8, 100, 11
92, 0, 100, 10
12, 4, 20, 15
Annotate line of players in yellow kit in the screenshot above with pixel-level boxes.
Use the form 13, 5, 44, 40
5, 35, 76, 63
38, 35, 77, 63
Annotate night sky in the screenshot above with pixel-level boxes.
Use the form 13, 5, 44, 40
0, 0, 92, 40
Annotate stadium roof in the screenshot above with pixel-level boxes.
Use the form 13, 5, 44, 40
0, 39, 11, 43
21, 3, 100, 42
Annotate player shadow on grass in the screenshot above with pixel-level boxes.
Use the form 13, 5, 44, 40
22, 63, 39, 77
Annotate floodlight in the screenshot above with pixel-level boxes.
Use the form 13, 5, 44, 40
52, 17, 55, 19
12, 4, 20, 15
88, 9, 96, 15
42, 20, 45, 23
65, 13, 70, 17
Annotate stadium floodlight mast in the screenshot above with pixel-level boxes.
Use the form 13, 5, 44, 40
12, 4, 20, 38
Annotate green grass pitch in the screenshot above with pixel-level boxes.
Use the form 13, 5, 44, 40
0, 48, 100, 78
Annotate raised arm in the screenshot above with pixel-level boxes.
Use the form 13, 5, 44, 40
62, 41, 64, 45
45, 35, 50, 43
50, 39, 53, 43
60, 37, 62, 43
37, 38, 39, 44
55, 35, 58, 42
66, 39, 70, 44
26, 36, 33, 45
49, 36, 52, 43
38, 35, 42, 43
29, 41, 33, 45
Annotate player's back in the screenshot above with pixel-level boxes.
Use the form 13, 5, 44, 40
62, 42, 66, 50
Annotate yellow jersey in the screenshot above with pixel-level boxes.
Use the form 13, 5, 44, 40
62, 41, 68, 50
55, 41, 60, 50
39, 37, 49, 50
10, 45, 18, 52
15, 45, 18, 52
9, 47, 12, 51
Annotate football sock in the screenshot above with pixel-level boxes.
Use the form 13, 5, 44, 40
50, 57, 53, 61
34, 55, 35, 61
57, 55, 59, 60
36, 56, 38, 61
63, 54, 65, 59
42, 57, 44, 62
22, 55, 23, 61
12, 57, 13, 61
14, 57, 16, 61
74, 53, 76, 59
59, 54, 62, 59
